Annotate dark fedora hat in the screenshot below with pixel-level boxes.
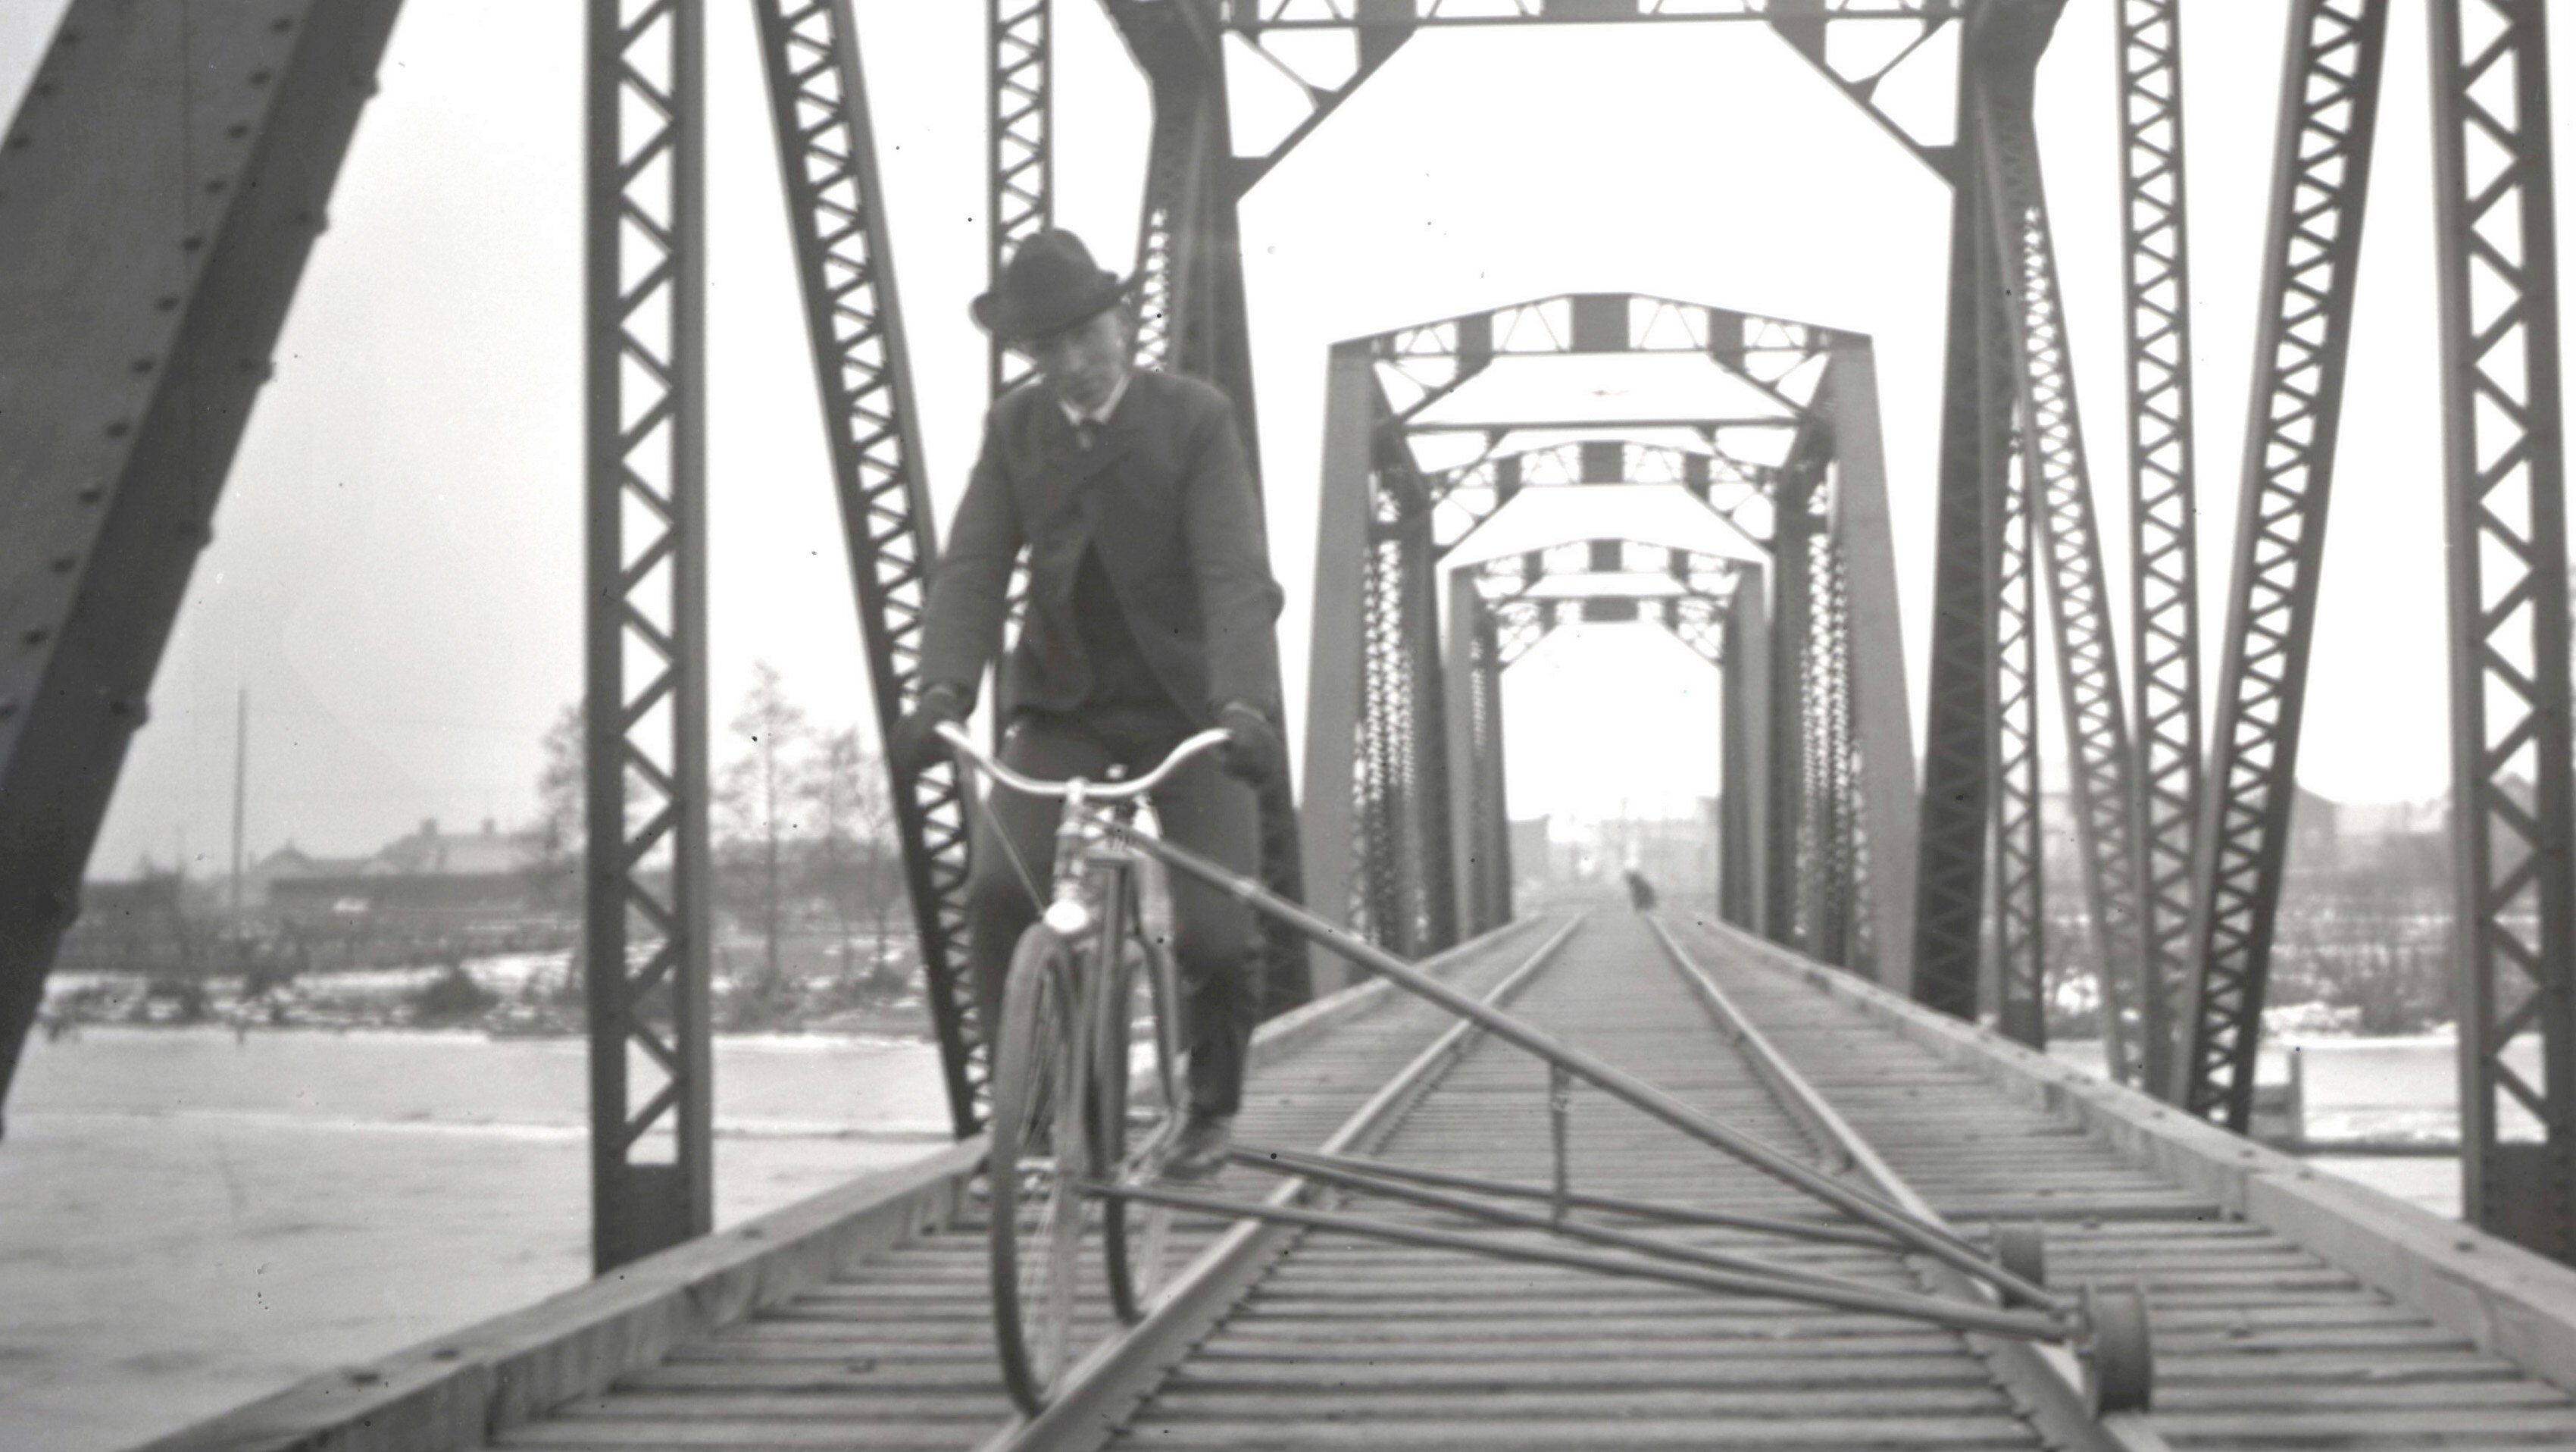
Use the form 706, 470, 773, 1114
971, 230, 1134, 342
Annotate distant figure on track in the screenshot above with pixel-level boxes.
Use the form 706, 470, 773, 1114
1624, 867, 1658, 914
894, 230, 1288, 1184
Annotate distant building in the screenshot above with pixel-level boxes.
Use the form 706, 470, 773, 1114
268, 818, 546, 922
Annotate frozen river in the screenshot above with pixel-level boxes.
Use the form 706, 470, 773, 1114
0, 1025, 951, 1451
0, 1022, 2496, 1450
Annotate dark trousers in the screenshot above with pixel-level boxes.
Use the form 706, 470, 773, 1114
965, 709, 1262, 1118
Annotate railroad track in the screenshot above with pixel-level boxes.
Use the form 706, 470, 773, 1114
483, 909, 2576, 1451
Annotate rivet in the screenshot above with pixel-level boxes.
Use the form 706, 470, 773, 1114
104, 420, 130, 439
271, 16, 295, 33
76, 485, 103, 504
205, 178, 227, 195
2456, 1239, 2478, 1253
23, 627, 50, 646
6, 135, 30, 150
32, 82, 54, 99
249, 69, 274, 87
156, 296, 180, 312
0, 699, 16, 720
430, 1347, 460, 1361
181, 235, 205, 252
228, 123, 251, 139
50, 555, 76, 573
132, 358, 155, 374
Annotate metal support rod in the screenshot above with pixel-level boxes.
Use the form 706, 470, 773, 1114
584, 0, 713, 1270
2428, 0, 2576, 1261
749, 0, 983, 1132
1299, 343, 1375, 991
1224, 1144, 2048, 1319
1824, 347, 1919, 985
2113, 0, 2206, 1097
1118, 825, 2055, 1301
2175, 0, 2387, 1125
1245, 1142, 1906, 1247
1106, 1181, 2067, 1343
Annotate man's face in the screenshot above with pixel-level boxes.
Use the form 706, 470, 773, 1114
1021, 307, 1130, 412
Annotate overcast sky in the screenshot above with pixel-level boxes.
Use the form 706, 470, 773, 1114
3, 2, 2552, 876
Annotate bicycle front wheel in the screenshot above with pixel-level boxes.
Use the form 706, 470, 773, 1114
987, 925, 1088, 1412
1100, 934, 1184, 1322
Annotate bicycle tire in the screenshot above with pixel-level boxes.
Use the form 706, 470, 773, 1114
1099, 933, 1185, 1322
987, 925, 1088, 1413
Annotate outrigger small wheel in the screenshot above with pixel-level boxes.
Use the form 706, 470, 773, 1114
1989, 1221, 2046, 1303
2080, 1282, 2154, 1416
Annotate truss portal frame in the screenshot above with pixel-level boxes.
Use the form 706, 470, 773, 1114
2175, 0, 2388, 1127
2428, 0, 2576, 1261
583, 0, 714, 1271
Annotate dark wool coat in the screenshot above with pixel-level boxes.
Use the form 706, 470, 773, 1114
918, 368, 1285, 724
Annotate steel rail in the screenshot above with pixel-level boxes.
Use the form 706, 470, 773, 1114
978, 913, 1587, 1451
1122, 831, 2024, 1288
1657, 916, 2169, 1450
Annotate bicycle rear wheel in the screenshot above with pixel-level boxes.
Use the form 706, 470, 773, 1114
987, 926, 1088, 1412
1100, 933, 1185, 1322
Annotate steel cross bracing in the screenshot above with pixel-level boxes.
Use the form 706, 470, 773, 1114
0, 1, 407, 1115
1994, 434, 2046, 1047
2175, 0, 2388, 1127
986, 0, 1051, 399
1974, 12, 2153, 1085
2112, 0, 2204, 1097
2428, 0, 2576, 1261
583, 0, 715, 1270
748, 0, 983, 1134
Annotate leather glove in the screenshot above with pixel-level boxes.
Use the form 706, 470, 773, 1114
892, 684, 971, 773
1215, 701, 1285, 788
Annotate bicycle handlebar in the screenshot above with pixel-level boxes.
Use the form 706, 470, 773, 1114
935, 719, 1233, 803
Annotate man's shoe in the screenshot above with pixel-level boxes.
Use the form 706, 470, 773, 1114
1161, 1112, 1234, 1184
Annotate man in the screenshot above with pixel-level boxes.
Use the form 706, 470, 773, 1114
893, 230, 1286, 1182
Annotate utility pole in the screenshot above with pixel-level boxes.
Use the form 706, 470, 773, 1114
230, 690, 247, 933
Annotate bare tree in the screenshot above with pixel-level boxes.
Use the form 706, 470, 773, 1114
799, 727, 906, 994
721, 662, 810, 994
529, 703, 584, 913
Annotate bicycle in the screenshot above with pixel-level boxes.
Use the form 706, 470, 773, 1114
936, 720, 1230, 1413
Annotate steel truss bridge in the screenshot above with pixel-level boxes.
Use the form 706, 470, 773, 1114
12, 0, 2576, 1447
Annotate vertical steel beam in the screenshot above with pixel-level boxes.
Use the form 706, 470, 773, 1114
1300, 343, 1374, 992
1824, 346, 1918, 986
2176, 0, 2388, 1126
1805, 527, 1854, 969
1995, 440, 2047, 1047
2114, 0, 2206, 1097
2428, 0, 2576, 1260
1399, 506, 1458, 953
1722, 567, 1771, 933
1974, 12, 2152, 1081
585, 0, 712, 1270
0, 0, 405, 1116
1473, 605, 1514, 926
1767, 462, 1815, 950
1444, 569, 1490, 934
750, 0, 984, 1134
1107, 0, 1312, 1014
987, 0, 1051, 399
1909, 77, 2005, 1023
